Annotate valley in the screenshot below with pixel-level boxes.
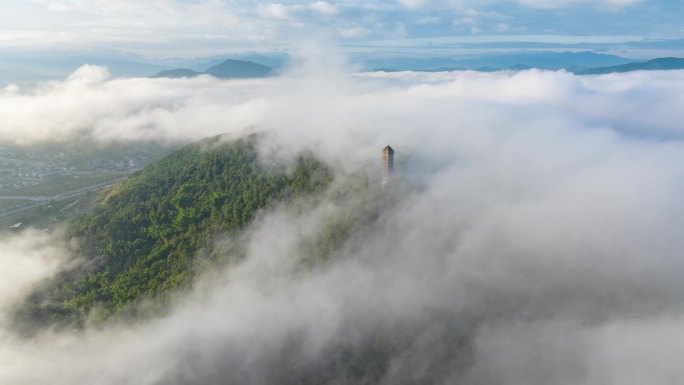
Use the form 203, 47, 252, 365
0, 142, 173, 230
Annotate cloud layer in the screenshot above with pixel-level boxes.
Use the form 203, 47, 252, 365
3, 65, 684, 384
3, 64, 684, 147
0, 0, 674, 56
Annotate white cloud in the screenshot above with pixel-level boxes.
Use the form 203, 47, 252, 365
519, 0, 644, 9
258, 3, 290, 19
0, 0, 668, 58
453, 16, 481, 33
309, 1, 338, 15
413, 15, 441, 24
494, 22, 509, 32
338, 26, 373, 38
3, 84, 20, 93
3, 65, 684, 147
3, 59, 684, 383
398, 0, 429, 10
0, 230, 66, 312
1, 1, 263, 56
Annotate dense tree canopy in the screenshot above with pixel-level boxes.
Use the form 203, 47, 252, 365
20, 135, 332, 325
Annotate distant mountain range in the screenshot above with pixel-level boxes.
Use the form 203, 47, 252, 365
152, 53, 684, 80
364, 51, 633, 72
151, 59, 274, 79
575, 57, 684, 75
365, 52, 684, 75
2, 50, 684, 86
151, 68, 200, 78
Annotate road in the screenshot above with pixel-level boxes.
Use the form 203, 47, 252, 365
0, 177, 126, 219
0, 196, 49, 201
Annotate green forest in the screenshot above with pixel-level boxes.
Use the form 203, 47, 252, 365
18, 135, 333, 326
13, 136, 457, 384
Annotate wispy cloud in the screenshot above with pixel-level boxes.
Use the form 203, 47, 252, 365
309, 1, 338, 15
3, 61, 684, 146
0, 1, 678, 57
258, 3, 290, 20
519, 0, 645, 9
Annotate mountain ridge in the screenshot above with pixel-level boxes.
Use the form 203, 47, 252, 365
16, 135, 331, 328
369, 55, 684, 75
151, 59, 274, 79
364, 51, 632, 72
575, 57, 684, 75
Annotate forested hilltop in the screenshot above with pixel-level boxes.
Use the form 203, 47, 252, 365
16, 135, 427, 384
18, 135, 332, 327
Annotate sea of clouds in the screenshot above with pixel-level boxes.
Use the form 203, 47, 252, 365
2, 58, 684, 384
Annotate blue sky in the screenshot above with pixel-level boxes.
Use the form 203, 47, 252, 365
1, 0, 683, 59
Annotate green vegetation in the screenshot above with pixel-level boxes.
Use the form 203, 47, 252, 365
12, 137, 447, 384
19, 136, 331, 326
0, 194, 96, 230
0, 199, 27, 211
9, 172, 123, 197
298, 174, 384, 269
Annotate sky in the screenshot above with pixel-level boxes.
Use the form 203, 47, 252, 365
1, 0, 683, 59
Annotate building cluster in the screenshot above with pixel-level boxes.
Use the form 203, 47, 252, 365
0, 165, 65, 191
0, 150, 148, 192
85, 157, 143, 172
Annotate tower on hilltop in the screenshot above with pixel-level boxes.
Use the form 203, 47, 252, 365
381, 145, 394, 187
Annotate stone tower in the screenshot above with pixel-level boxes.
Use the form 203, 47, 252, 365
381, 145, 394, 186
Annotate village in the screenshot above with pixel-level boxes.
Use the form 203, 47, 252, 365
0, 143, 168, 229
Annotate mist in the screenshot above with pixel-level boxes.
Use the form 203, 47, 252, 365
2, 60, 684, 384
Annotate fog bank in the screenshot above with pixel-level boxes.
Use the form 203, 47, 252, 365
2, 65, 684, 384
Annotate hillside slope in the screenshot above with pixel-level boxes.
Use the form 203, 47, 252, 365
19, 135, 331, 325
14, 139, 479, 384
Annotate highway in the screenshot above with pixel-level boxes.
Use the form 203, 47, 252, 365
0, 196, 49, 201
0, 177, 126, 219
